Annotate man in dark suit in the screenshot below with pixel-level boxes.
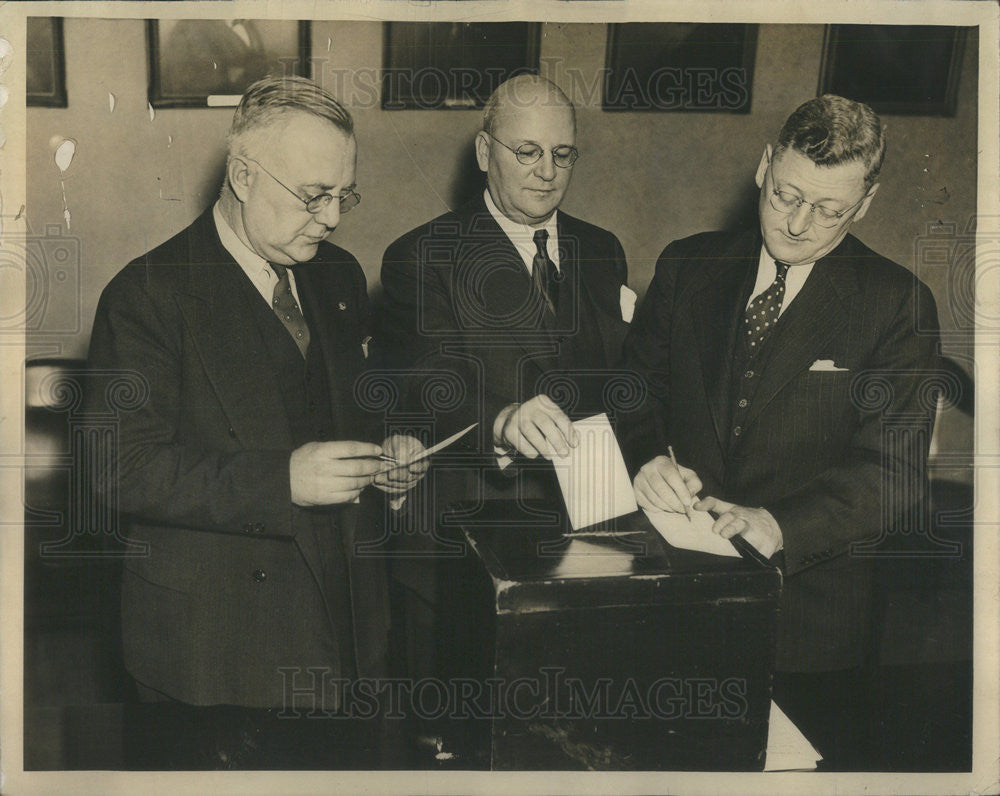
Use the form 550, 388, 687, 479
87, 76, 426, 769
621, 95, 940, 769
382, 74, 633, 498
379, 75, 633, 751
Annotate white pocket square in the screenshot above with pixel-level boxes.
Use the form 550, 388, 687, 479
809, 359, 849, 372
620, 285, 637, 323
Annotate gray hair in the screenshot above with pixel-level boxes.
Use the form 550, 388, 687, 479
227, 75, 353, 159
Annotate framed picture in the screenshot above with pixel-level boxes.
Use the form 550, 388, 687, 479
147, 20, 311, 108
27, 17, 67, 107
382, 22, 541, 110
819, 25, 967, 116
604, 23, 758, 113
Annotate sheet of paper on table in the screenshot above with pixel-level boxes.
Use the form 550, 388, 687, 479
764, 700, 821, 771
552, 413, 638, 531
643, 506, 741, 558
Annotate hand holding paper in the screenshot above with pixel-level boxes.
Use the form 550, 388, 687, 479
695, 496, 783, 559
494, 395, 578, 460
373, 434, 430, 495
379, 423, 477, 470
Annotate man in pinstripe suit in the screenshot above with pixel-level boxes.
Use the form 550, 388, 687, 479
621, 95, 940, 768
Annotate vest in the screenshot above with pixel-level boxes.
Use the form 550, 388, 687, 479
243, 277, 358, 679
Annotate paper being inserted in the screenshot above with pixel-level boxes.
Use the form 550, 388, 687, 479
552, 413, 638, 531
643, 506, 740, 557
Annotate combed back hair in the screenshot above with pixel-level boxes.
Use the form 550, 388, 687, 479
482, 74, 575, 136
775, 94, 887, 189
226, 75, 353, 159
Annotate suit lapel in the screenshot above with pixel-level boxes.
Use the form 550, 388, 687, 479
173, 210, 293, 449
556, 213, 618, 369
455, 200, 557, 378
295, 263, 357, 438
742, 248, 859, 431
692, 231, 759, 449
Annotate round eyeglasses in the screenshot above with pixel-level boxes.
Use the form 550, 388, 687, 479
246, 157, 360, 215
486, 132, 579, 168
765, 154, 866, 228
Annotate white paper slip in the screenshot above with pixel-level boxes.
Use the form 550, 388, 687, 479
390, 423, 477, 467
764, 700, 821, 771
552, 413, 638, 531
643, 507, 740, 558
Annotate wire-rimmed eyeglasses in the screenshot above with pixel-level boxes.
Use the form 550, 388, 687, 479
246, 157, 360, 215
486, 133, 579, 169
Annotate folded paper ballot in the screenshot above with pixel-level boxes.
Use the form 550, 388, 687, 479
552, 413, 638, 530
381, 423, 477, 471
643, 506, 741, 558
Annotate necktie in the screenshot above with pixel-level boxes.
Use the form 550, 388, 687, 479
532, 229, 559, 314
269, 263, 310, 359
743, 260, 790, 352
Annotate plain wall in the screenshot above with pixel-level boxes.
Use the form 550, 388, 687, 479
25, 19, 978, 461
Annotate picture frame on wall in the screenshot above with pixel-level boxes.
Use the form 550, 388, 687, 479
819, 25, 967, 116
382, 22, 541, 110
147, 19, 311, 108
26, 17, 67, 107
603, 23, 758, 113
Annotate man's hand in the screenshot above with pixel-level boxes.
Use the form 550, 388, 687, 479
633, 455, 703, 514
289, 441, 385, 506
695, 496, 783, 559
493, 395, 578, 460
374, 434, 430, 495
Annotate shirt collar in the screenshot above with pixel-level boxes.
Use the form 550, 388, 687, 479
213, 202, 270, 277
483, 189, 559, 247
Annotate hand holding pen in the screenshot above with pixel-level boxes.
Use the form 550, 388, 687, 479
632, 445, 703, 517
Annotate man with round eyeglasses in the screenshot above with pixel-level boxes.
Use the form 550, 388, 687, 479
87, 76, 426, 768
379, 75, 634, 748
620, 95, 940, 768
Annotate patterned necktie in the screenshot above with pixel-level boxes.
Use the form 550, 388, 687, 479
743, 260, 791, 352
532, 229, 559, 314
269, 263, 310, 359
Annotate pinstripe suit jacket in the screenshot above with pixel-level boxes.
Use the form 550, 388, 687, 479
621, 228, 940, 671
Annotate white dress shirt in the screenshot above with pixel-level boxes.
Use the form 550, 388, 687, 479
483, 189, 561, 275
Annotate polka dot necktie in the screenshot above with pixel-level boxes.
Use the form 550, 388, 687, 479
532, 229, 559, 314
269, 263, 310, 359
743, 260, 790, 352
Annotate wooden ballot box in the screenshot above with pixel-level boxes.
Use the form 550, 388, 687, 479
437, 500, 782, 771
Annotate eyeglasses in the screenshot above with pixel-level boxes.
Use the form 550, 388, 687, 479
765, 154, 866, 228
245, 157, 361, 215
486, 133, 579, 168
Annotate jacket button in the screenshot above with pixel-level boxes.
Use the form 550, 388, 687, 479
738, 398, 748, 408
253, 521, 265, 533
252, 569, 267, 583
733, 425, 742, 436
241, 522, 252, 534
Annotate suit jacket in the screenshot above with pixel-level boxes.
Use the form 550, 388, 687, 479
86, 207, 389, 708
379, 196, 632, 599
380, 194, 631, 464
621, 228, 940, 672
